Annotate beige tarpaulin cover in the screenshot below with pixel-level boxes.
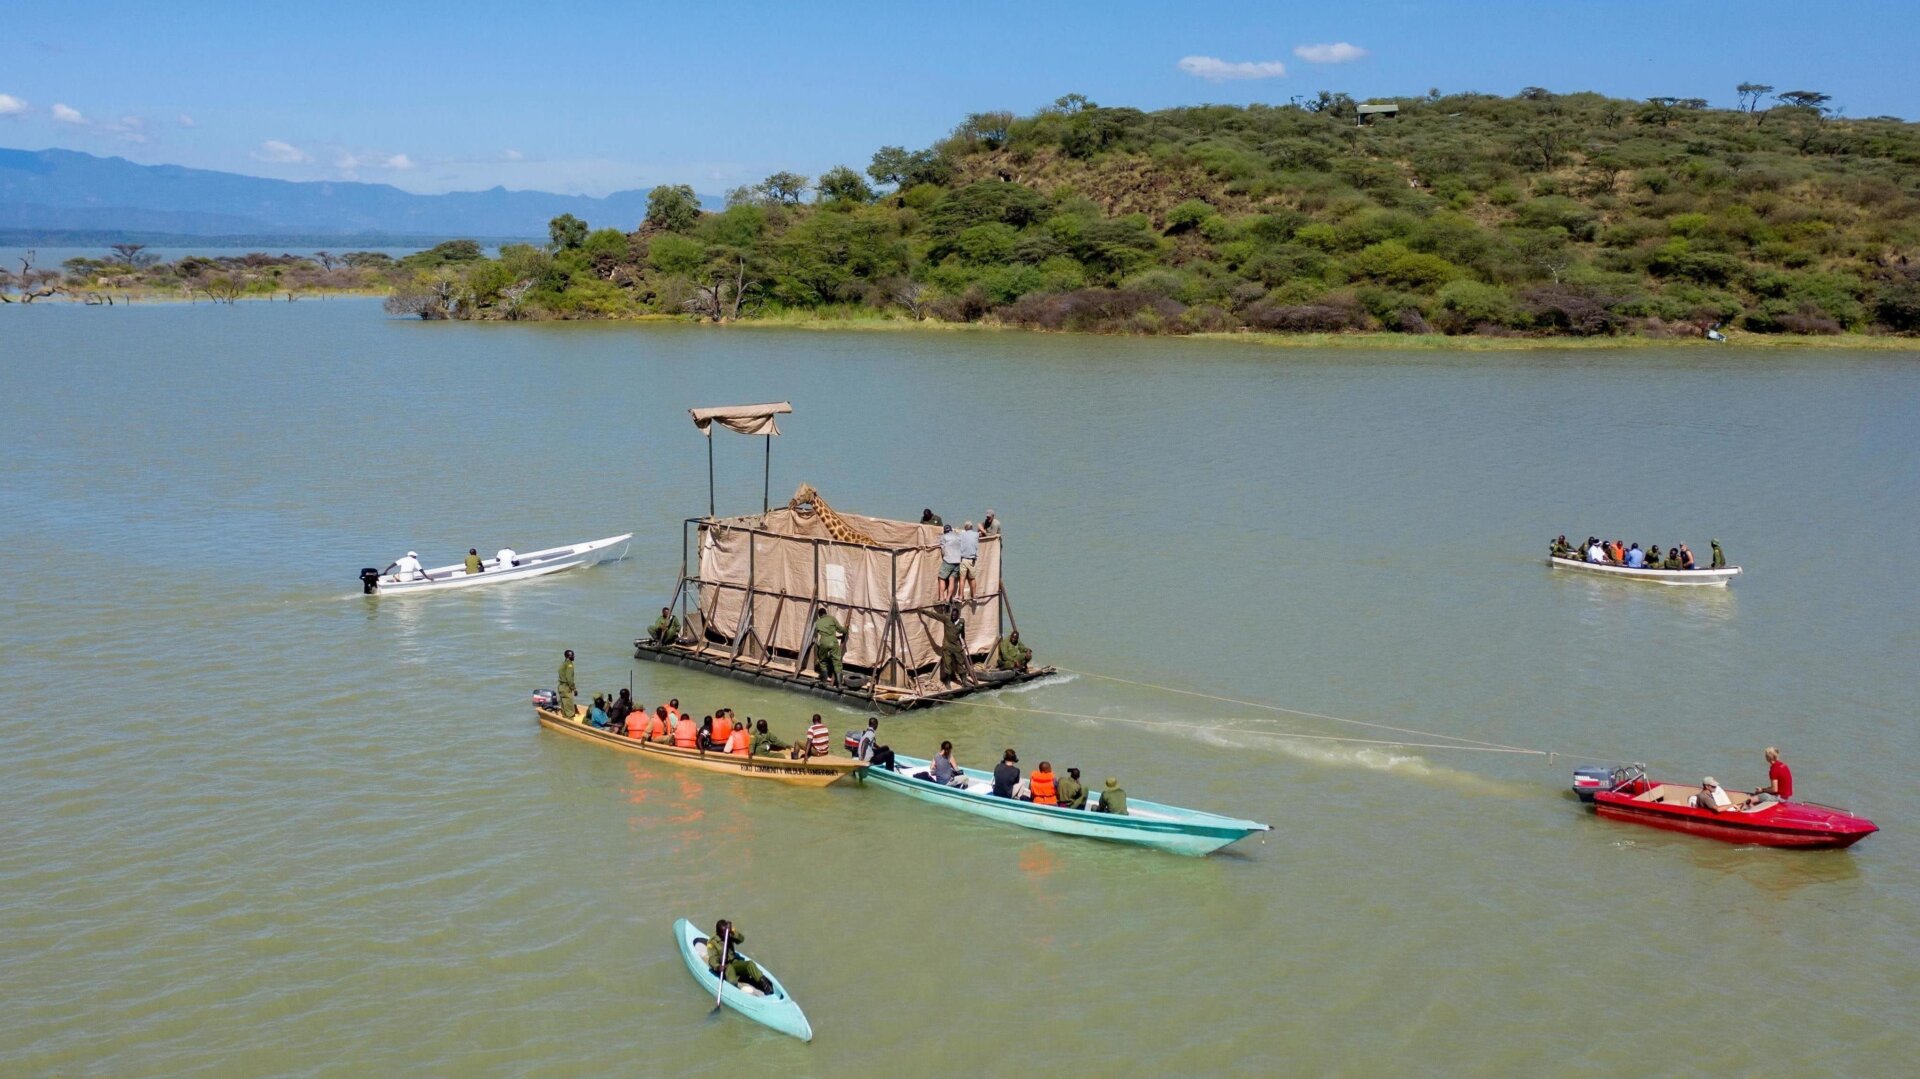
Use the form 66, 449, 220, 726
692, 506, 1003, 693
689, 402, 793, 437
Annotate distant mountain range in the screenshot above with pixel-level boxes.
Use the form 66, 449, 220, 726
0, 147, 707, 241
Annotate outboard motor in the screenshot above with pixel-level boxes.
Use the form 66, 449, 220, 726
359, 567, 382, 594
1572, 764, 1637, 802
531, 689, 559, 710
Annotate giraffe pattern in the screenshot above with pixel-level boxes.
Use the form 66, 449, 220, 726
787, 483, 882, 546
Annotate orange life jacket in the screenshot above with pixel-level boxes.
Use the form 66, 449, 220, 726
1030, 769, 1058, 805
673, 717, 699, 748
645, 715, 668, 740
712, 716, 734, 743
725, 729, 750, 755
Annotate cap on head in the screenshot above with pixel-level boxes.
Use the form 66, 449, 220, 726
406, 550, 418, 557
1703, 777, 1718, 788
1105, 777, 1119, 788
943, 524, 952, 532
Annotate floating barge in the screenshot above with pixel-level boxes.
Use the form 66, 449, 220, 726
633, 403, 1052, 713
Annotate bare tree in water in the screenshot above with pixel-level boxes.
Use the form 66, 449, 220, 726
0, 251, 63, 303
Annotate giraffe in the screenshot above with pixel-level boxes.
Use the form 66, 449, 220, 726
787, 483, 881, 546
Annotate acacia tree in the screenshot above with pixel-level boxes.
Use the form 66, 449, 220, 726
644, 185, 702, 232
547, 213, 588, 251
109, 243, 158, 268
814, 165, 873, 205
1736, 82, 1774, 114
758, 171, 810, 205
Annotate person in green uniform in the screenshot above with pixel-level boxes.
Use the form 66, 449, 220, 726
812, 607, 846, 685
1645, 545, 1661, 569
1663, 549, 1683, 570
705, 919, 772, 993
1057, 766, 1087, 810
920, 508, 943, 527
1092, 776, 1129, 815
1710, 539, 1726, 569
750, 719, 788, 756
647, 606, 680, 645
555, 649, 578, 718
994, 630, 1032, 673
939, 604, 975, 686
464, 548, 483, 575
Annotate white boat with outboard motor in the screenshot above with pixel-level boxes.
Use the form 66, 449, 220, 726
359, 533, 632, 595
1547, 555, 1740, 586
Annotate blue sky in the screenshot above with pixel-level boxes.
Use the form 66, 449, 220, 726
2, 0, 1912, 196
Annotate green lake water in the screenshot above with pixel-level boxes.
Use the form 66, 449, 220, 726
3, 300, 1917, 1076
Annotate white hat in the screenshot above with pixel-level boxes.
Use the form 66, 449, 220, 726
406, 551, 417, 557
1702, 777, 1718, 788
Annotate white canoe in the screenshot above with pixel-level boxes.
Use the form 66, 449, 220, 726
365, 533, 632, 595
1547, 555, 1740, 587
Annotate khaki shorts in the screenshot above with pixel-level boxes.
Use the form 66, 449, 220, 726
959, 559, 977, 580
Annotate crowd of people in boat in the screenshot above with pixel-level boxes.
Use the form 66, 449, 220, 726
1550, 535, 1728, 570
902, 742, 1131, 815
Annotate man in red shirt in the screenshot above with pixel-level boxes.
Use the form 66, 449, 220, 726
1752, 747, 1794, 802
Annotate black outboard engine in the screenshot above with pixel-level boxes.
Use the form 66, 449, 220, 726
360, 567, 382, 594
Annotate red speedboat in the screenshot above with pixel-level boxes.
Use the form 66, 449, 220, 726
1574, 765, 1878, 850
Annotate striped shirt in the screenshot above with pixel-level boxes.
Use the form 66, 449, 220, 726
806, 722, 831, 757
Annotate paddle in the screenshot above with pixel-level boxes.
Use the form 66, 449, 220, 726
709, 926, 731, 1017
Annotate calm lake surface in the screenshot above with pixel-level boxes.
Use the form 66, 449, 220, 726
3, 301, 1917, 1076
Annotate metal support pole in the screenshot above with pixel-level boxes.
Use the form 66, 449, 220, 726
706, 435, 716, 518
762, 434, 771, 515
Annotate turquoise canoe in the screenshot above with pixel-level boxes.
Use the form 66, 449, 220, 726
864, 755, 1272, 856
673, 917, 813, 1042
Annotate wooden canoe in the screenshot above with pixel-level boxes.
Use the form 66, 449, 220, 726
533, 706, 865, 786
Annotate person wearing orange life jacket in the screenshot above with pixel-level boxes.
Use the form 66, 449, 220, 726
723, 723, 751, 756
712, 710, 734, 746
1028, 761, 1059, 805
673, 712, 700, 749
643, 706, 670, 742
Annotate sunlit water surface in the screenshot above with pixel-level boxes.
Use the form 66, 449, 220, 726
2, 301, 1916, 1076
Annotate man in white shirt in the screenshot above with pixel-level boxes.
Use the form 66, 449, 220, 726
495, 547, 517, 569
1585, 538, 1607, 564
390, 550, 424, 581
957, 521, 981, 601
937, 525, 965, 603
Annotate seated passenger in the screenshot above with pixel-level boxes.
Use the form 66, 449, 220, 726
1645, 545, 1662, 568
1058, 767, 1088, 810
1691, 777, 1733, 813
704, 919, 773, 994
711, 710, 734, 746
1624, 543, 1645, 568
1678, 544, 1697, 570
644, 706, 670, 742
751, 719, 788, 756
1092, 777, 1129, 815
794, 714, 830, 759
672, 712, 700, 749
925, 741, 965, 786
1550, 535, 1572, 558
994, 631, 1033, 673
587, 696, 610, 729
1028, 761, 1059, 805
1585, 538, 1607, 564
723, 722, 751, 756
1664, 549, 1683, 570
991, 749, 1021, 798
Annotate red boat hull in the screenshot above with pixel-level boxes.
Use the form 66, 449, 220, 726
1591, 779, 1877, 850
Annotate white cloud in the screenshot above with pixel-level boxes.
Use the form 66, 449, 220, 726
253, 139, 312, 164
177, 113, 196, 128
381, 153, 414, 170
51, 102, 87, 124
104, 115, 148, 143
0, 94, 26, 116
1177, 56, 1287, 82
503, 148, 525, 161
1293, 42, 1368, 64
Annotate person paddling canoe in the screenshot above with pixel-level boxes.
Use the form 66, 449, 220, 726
706, 919, 773, 994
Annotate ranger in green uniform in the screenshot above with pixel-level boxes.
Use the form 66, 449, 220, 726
464, 548, 483, 575
1092, 776, 1129, 815
812, 607, 846, 684
1663, 549, 1683, 570
555, 648, 578, 718
704, 919, 772, 993
647, 606, 680, 645
1710, 539, 1726, 569
750, 719, 788, 757
994, 630, 1032, 673
939, 605, 974, 685
1057, 767, 1087, 810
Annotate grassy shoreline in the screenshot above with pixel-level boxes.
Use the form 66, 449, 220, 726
21, 290, 1915, 350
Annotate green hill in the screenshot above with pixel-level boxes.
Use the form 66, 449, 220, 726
390, 89, 1913, 337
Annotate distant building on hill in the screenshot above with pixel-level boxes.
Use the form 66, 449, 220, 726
1357, 103, 1399, 125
